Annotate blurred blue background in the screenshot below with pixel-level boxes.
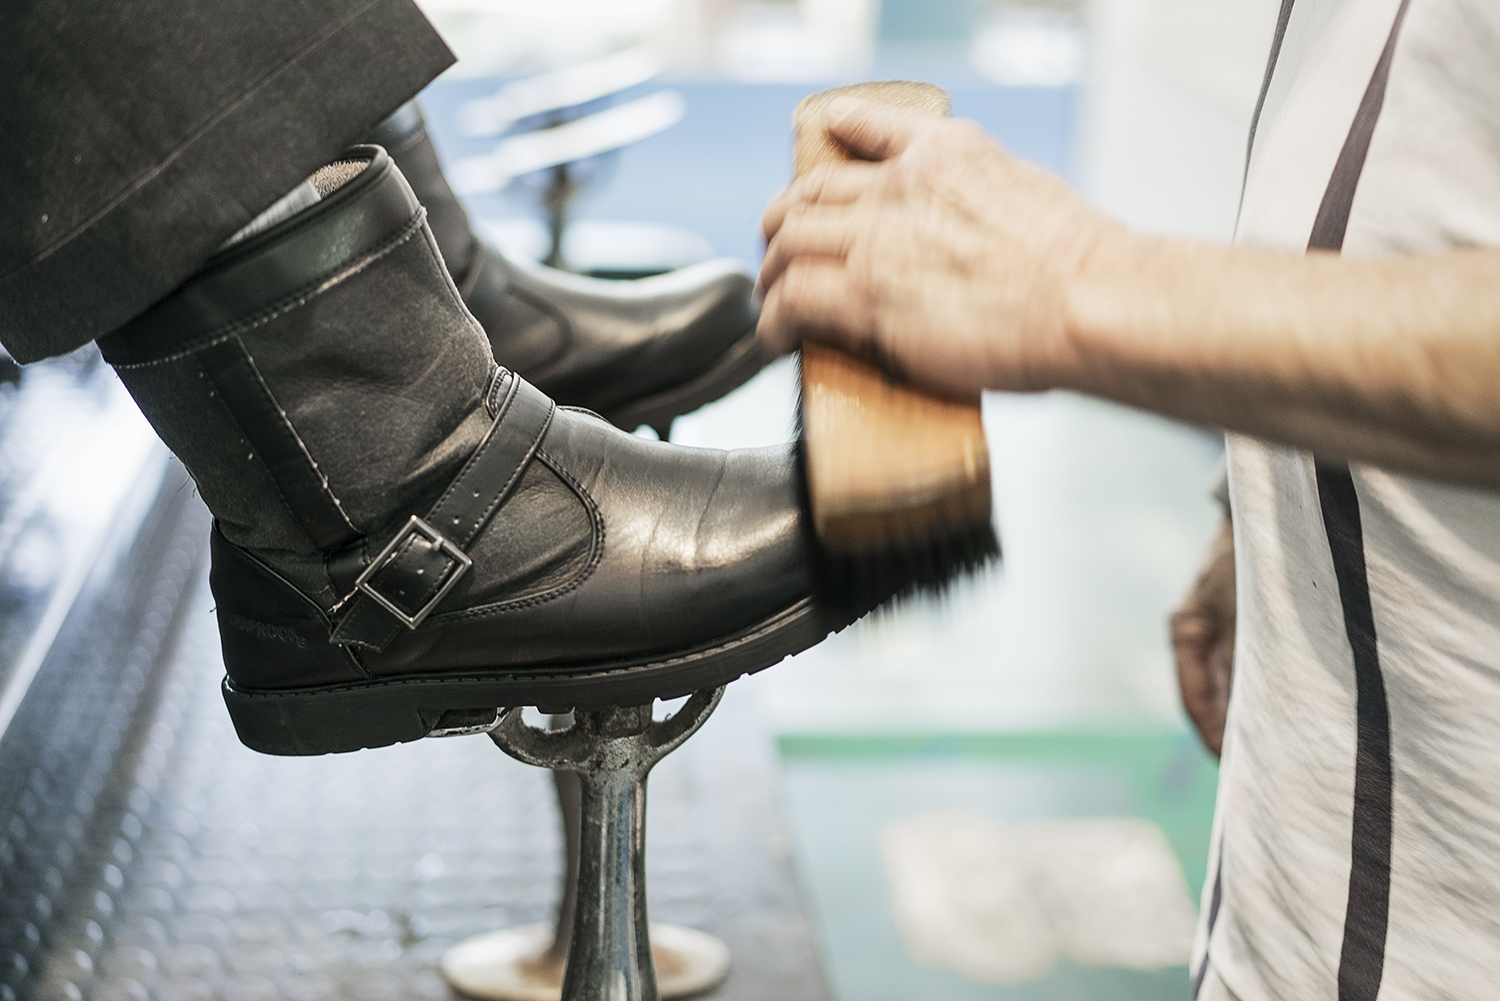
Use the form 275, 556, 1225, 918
420, 78, 1075, 268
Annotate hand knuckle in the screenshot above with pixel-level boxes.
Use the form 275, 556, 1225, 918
782, 262, 811, 302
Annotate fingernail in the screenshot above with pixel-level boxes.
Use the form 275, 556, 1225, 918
826, 96, 858, 120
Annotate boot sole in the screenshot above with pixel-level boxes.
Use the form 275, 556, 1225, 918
601, 329, 767, 435
222, 596, 839, 755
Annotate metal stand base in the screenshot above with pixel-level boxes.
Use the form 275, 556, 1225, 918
440, 921, 731, 1001
473, 690, 725, 1001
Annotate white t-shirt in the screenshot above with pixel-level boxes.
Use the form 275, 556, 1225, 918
1197, 2, 1500, 999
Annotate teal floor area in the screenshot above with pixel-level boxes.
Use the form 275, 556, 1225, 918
776, 734, 1219, 1001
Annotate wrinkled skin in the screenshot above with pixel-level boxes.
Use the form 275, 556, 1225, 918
1170, 517, 1236, 757
759, 98, 1500, 491
757, 97, 1116, 402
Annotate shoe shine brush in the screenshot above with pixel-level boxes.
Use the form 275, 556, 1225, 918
792, 81, 1000, 606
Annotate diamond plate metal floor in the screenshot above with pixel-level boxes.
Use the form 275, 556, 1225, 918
1, 467, 828, 1001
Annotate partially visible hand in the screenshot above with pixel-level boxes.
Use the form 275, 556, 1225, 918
757, 96, 1120, 400
1171, 516, 1236, 757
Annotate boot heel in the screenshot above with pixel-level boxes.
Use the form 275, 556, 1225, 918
221, 678, 441, 755
209, 527, 416, 754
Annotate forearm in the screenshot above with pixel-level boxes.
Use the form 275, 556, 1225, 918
1058, 233, 1500, 487
758, 100, 1500, 487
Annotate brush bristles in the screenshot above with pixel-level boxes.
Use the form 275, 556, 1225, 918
811, 516, 1001, 620
795, 435, 1001, 620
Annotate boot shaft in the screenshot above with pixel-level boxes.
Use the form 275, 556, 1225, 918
365, 102, 478, 284
99, 149, 497, 604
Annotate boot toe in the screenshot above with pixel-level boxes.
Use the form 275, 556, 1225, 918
418, 407, 813, 666
589, 434, 810, 641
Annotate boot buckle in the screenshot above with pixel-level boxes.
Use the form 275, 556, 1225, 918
355, 515, 474, 629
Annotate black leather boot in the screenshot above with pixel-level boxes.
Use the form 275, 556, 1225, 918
99, 149, 862, 756
366, 103, 765, 436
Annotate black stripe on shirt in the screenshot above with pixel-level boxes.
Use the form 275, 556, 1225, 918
1305, 4, 1411, 999
1199, 5, 1302, 981
1191, 848, 1226, 998
1316, 463, 1394, 1001
1244, 0, 1297, 184
1307, 0, 1413, 254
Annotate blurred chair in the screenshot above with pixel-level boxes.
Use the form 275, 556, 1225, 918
450, 46, 708, 278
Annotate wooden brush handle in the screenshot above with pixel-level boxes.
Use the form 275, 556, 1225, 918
793, 82, 992, 550
793, 81, 951, 173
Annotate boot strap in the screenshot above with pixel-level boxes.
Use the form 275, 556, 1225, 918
331, 372, 554, 650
